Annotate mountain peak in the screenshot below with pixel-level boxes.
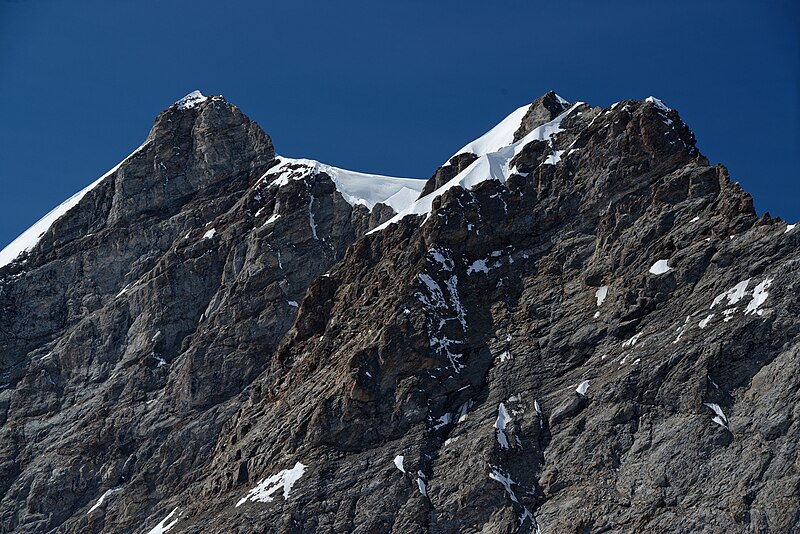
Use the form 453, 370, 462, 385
512, 90, 571, 142
447, 91, 571, 165
174, 89, 211, 110
2, 92, 796, 534
645, 95, 671, 112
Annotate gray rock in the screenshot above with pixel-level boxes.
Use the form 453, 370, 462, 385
1, 92, 798, 534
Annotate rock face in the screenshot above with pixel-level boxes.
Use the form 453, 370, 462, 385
0, 92, 798, 534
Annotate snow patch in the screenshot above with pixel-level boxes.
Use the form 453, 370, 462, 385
645, 96, 671, 112
543, 150, 565, 165
415, 270, 468, 372
450, 104, 530, 160
175, 90, 208, 110
416, 472, 427, 497
263, 157, 424, 213
745, 278, 772, 316
308, 196, 318, 239
428, 248, 455, 271
393, 455, 405, 473
202, 228, 216, 240
698, 314, 714, 329
622, 332, 643, 348
467, 259, 490, 275
433, 412, 452, 429
489, 467, 539, 530
235, 462, 307, 507
87, 488, 121, 514
450, 95, 571, 161
575, 380, 589, 396
495, 403, 511, 449
703, 402, 729, 430
457, 399, 473, 423
146, 507, 182, 534
786, 223, 796, 234
595, 285, 608, 306
648, 259, 671, 275
711, 279, 750, 308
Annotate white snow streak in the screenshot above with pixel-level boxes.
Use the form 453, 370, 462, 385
393, 455, 405, 473
235, 462, 307, 507
416, 472, 427, 497
87, 488, 120, 514
595, 285, 608, 306
308, 196, 319, 239
146, 507, 181, 534
745, 278, 773, 316
494, 403, 511, 449
703, 402, 729, 430
543, 150, 565, 165
369, 102, 584, 234
0, 142, 149, 268
488, 467, 539, 530
622, 332, 643, 348
711, 280, 750, 309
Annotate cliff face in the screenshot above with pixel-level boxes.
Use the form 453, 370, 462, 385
0, 91, 797, 534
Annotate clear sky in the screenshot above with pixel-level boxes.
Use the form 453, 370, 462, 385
1, 0, 798, 249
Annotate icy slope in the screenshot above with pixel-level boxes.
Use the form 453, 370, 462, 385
449, 93, 569, 162
0, 143, 148, 268
369, 101, 583, 234
0, 92, 224, 269
0, 148, 423, 272
263, 157, 425, 213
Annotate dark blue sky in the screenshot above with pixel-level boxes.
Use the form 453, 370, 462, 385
1, 1, 798, 248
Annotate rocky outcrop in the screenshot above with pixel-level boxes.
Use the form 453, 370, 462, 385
419, 152, 479, 198
512, 90, 569, 141
0, 93, 411, 533
0, 92, 798, 534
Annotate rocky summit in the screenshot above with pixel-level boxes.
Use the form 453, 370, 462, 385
0, 90, 798, 534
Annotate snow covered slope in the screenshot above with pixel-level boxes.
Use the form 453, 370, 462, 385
0, 149, 424, 271
448, 93, 569, 163
369, 101, 583, 234
175, 90, 209, 110
263, 157, 425, 213
0, 143, 148, 269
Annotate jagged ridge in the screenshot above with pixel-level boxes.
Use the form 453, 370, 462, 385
0, 91, 798, 534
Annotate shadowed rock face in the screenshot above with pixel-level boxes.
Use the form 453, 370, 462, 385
1, 93, 798, 534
